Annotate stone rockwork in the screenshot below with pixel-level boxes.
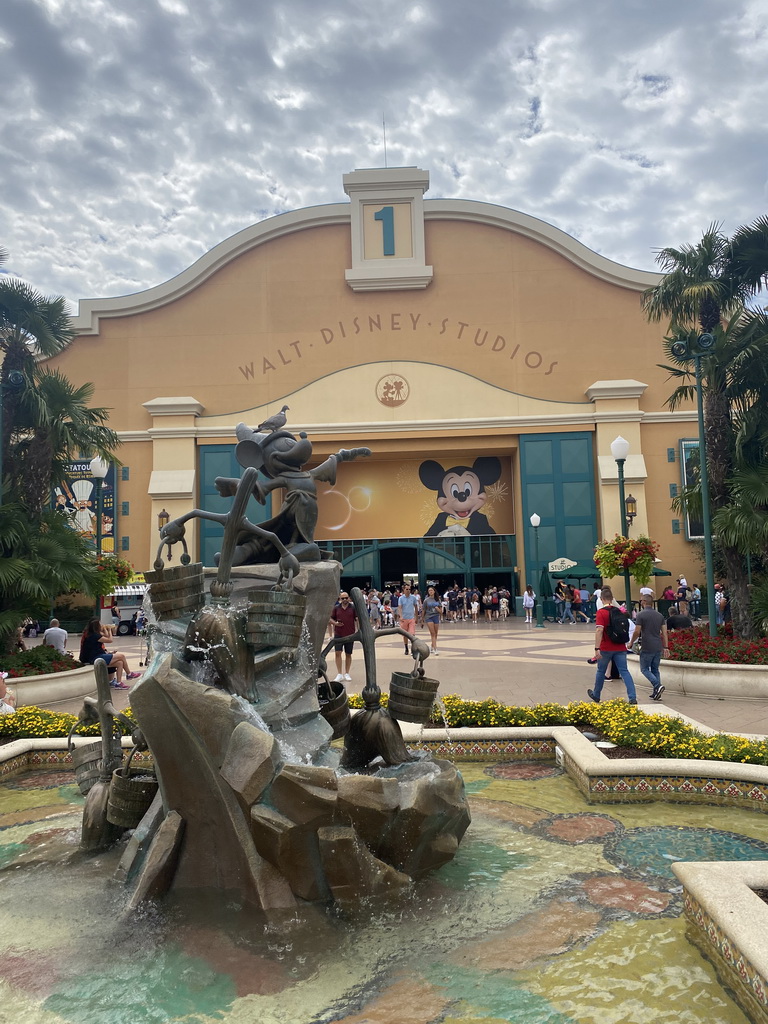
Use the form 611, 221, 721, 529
121, 560, 470, 912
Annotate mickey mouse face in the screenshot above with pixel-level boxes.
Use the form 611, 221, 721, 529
438, 471, 486, 518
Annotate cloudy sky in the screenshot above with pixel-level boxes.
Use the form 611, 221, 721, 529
2, 0, 767, 309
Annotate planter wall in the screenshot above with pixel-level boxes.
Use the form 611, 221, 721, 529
663, 659, 768, 700
9, 665, 96, 708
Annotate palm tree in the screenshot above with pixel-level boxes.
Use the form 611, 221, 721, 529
0, 503, 102, 644
0, 275, 76, 501
0, 256, 119, 650
12, 370, 118, 515
642, 219, 768, 638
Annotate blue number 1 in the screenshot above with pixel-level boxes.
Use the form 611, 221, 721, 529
374, 205, 395, 256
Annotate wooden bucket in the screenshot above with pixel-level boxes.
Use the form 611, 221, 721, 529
318, 678, 351, 739
72, 739, 123, 796
388, 672, 440, 724
246, 589, 307, 650
107, 767, 159, 829
145, 562, 204, 621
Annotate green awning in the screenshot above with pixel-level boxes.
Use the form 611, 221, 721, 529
550, 563, 672, 581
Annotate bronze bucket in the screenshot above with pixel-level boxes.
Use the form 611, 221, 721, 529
246, 589, 307, 651
388, 672, 440, 724
71, 739, 123, 796
318, 678, 351, 739
106, 750, 158, 829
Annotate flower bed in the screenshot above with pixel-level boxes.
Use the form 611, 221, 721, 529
3, 692, 765, 765
669, 624, 768, 665
0, 702, 135, 739
1, 646, 81, 678
346, 694, 768, 765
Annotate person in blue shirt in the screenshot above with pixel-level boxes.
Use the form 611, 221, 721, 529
396, 583, 419, 654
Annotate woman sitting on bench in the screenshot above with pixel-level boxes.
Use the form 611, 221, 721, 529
79, 619, 139, 689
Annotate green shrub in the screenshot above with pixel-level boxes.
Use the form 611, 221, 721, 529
1, 645, 80, 678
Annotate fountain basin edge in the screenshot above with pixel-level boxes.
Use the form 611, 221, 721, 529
662, 659, 768, 700
5, 725, 768, 1018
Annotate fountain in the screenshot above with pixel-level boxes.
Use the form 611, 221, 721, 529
3, 418, 763, 1022
78, 414, 470, 914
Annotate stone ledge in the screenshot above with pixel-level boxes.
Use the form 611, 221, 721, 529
9, 665, 96, 708
674, 862, 768, 1021
663, 660, 768, 700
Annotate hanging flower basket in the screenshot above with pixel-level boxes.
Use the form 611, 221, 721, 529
93, 554, 135, 596
594, 535, 659, 586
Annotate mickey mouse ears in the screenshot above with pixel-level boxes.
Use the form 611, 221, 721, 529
235, 438, 264, 471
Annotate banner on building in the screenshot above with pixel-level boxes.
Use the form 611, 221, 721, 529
315, 457, 513, 540
53, 461, 116, 553
679, 440, 704, 540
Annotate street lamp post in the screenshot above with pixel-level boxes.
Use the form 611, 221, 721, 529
89, 456, 109, 620
610, 436, 633, 611
693, 353, 718, 637
671, 334, 718, 637
529, 512, 545, 628
158, 508, 173, 562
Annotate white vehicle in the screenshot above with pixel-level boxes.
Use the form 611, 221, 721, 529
101, 581, 148, 635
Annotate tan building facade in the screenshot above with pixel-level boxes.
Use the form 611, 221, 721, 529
48, 167, 700, 596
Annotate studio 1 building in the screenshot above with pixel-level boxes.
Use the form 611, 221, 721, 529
49, 167, 700, 596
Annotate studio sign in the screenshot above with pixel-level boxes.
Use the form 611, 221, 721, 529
548, 557, 577, 572
238, 310, 559, 379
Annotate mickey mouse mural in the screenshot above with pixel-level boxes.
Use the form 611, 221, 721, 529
419, 457, 502, 537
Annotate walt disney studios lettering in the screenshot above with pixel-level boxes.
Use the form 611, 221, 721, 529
238, 312, 558, 379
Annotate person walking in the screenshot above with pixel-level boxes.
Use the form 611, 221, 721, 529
559, 584, 576, 624
715, 584, 726, 625
396, 583, 419, 653
43, 618, 68, 654
522, 585, 536, 624
632, 595, 669, 701
330, 592, 358, 682
587, 586, 637, 705
554, 581, 568, 622
368, 589, 381, 629
571, 586, 589, 623
421, 586, 442, 654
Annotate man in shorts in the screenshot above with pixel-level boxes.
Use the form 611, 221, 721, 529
330, 592, 358, 682
396, 583, 418, 654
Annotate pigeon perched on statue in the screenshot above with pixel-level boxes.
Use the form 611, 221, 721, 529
257, 405, 289, 433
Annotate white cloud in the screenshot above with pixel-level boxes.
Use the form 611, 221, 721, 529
0, 0, 766, 304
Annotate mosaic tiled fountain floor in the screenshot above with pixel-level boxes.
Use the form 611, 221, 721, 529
2, 763, 768, 1023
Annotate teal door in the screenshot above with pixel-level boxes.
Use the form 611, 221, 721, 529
198, 445, 272, 566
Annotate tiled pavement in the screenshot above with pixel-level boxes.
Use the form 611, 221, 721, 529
34, 617, 768, 737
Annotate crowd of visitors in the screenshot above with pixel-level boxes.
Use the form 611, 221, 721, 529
327, 581, 513, 679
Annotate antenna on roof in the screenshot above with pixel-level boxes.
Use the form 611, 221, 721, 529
383, 114, 388, 168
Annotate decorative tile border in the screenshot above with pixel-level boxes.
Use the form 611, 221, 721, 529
0, 741, 154, 780
410, 737, 556, 761
568, 767, 768, 815
679, 880, 768, 1024
0, 752, 30, 778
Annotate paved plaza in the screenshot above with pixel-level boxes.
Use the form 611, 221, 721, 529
35, 616, 768, 737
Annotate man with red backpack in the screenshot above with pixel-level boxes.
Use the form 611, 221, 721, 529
587, 585, 637, 705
